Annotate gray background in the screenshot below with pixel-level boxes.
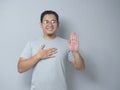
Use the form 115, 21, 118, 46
0, 0, 120, 90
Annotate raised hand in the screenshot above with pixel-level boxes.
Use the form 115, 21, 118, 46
68, 32, 79, 52
35, 44, 57, 60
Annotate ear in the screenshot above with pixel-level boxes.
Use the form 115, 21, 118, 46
40, 22, 42, 28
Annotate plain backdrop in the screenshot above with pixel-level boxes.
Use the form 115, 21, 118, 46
0, 0, 120, 90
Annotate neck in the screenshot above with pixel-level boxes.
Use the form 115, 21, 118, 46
43, 34, 56, 40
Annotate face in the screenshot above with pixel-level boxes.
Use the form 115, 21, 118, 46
40, 14, 59, 36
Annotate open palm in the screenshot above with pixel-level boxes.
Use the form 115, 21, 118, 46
68, 32, 79, 52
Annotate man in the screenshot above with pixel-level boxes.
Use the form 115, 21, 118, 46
18, 10, 85, 90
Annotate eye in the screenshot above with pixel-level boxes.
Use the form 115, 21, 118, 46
51, 20, 57, 24
43, 20, 49, 24
42, 20, 57, 25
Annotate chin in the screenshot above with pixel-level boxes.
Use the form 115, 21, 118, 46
47, 33, 55, 36
46, 31, 56, 36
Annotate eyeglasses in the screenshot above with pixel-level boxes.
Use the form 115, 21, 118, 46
42, 20, 57, 25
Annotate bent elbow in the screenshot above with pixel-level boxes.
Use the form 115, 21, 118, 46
76, 65, 84, 71
75, 63, 85, 71
18, 67, 24, 73
17, 60, 25, 73
17, 65, 24, 73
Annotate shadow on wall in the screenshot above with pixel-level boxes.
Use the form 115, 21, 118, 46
83, 51, 98, 82
66, 50, 100, 90
19, 69, 33, 89
57, 19, 106, 90
58, 18, 98, 82
57, 18, 71, 39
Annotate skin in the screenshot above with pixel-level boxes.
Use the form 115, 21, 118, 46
40, 14, 59, 40
18, 14, 85, 73
68, 32, 85, 70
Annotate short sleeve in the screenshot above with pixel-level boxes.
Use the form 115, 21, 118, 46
20, 42, 32, 59
68, 50, 74, 62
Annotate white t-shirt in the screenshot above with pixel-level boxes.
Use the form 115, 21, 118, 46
20, 36, 73, 90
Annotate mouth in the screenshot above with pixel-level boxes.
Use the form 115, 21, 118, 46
46, 28, 54, 31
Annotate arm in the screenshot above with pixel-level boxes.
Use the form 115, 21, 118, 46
68, 32, 85, 71
71, 51, 85, 70
18, 45, 57, 73
18, 55, 40, 73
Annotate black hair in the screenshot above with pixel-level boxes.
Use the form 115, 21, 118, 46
40, 10, 59, 23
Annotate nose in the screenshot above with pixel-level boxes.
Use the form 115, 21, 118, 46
48, 22, 53, 26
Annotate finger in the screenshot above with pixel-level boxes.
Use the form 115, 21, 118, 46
73, 34, 75, 41
40, 44, 45, 49
69, 33, 73, 46
70, 32, 73, 41
70, 32, 75, 46
48, 55, 56, 58
48, 48, 57, 52
51, 48, 57, 52
47, 52, 56, 58
71, 32, 76, 41
68, 39, 72, 45
73, 32, 78, 41
50, 50, 57, 55
48, 49, 57, 55
68, 36, 72, 45
74, 32, 77, 41
71, 32, 74, 40
48, 53, 55, 57
74, 33, 79, 43
76, 35, 79, 42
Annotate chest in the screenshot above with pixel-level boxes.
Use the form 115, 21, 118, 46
31, 42, 68, 59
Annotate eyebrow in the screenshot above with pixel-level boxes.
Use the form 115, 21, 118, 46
43, 19, 57, 21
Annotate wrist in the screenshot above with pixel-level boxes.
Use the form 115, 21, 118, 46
71, 50, 79, 54
71, 51, 80, 56
34, 54, 41, 61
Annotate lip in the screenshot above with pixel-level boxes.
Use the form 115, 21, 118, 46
46, 28, 54, 31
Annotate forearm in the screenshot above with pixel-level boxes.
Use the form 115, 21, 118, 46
18, 55, 40, 73
72, 51, 85, 70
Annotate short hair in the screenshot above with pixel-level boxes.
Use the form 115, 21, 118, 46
40, 10, 59, 23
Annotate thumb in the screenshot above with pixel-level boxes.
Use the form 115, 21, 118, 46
40, 44, 45, 49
